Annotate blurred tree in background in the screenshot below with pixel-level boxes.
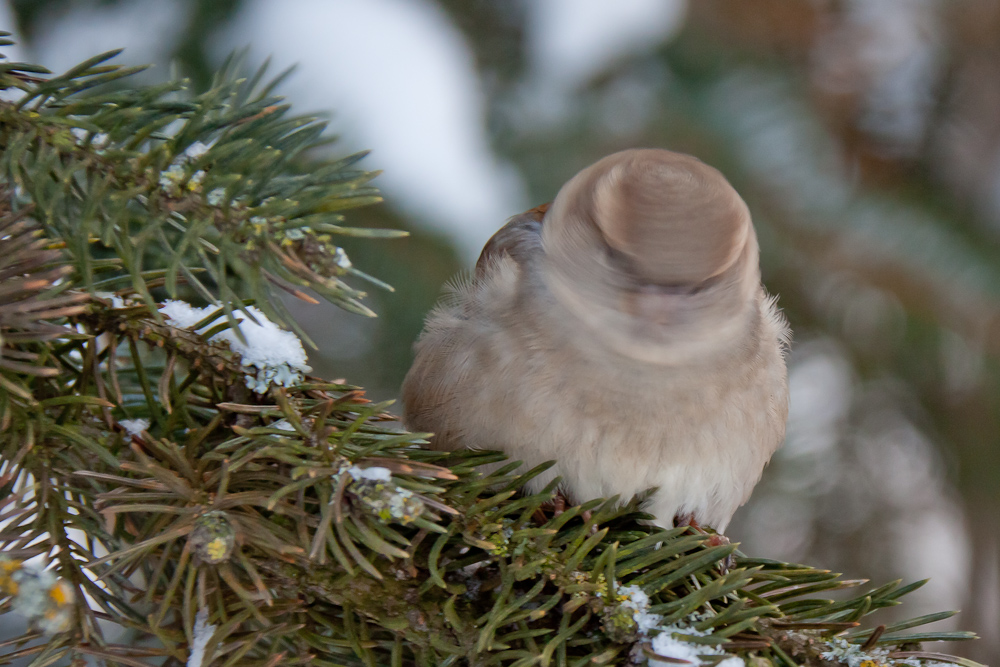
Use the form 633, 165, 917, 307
6, 1, 1000, 663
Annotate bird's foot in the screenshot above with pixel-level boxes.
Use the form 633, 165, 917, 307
673, 513, 735, 572
531, 493, 598, 533
673, 512, 701, 530
532, 491, 570, 525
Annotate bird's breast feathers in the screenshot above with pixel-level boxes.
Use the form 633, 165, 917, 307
407, 265, 788, 530
402, 148, 790, 531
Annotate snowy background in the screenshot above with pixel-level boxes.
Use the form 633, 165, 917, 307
2, 1, 998, 662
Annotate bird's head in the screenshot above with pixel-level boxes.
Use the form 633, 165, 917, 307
541, 148, 761, 365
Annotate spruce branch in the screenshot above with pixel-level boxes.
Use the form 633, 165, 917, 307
0, 41, 403, 345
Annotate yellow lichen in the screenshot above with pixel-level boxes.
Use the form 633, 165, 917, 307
205, 538, 229, 563
48, 580, 73, 607
0, 558, 22, 595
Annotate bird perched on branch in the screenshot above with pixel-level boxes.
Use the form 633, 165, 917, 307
402, 148, 789, 532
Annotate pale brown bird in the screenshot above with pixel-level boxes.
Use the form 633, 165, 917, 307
402, 148, 790, 532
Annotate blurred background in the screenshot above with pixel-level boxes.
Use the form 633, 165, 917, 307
2, 0, 998, 661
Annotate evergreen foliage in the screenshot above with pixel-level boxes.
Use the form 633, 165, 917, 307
0, 38, 981, 666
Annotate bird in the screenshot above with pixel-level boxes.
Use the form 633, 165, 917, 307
402, 148, 789, 533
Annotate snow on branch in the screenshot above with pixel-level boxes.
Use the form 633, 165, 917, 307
160, 300, 312, 393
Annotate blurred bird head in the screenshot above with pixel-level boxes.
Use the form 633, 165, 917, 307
541, 148, 762, 365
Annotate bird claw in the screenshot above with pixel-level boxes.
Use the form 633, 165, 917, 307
674, 514, 735, 572
532, 493, 598, 533
705, 534, 736, 572
532, 491, 570, 525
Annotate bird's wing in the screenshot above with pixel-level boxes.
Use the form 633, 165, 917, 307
403, 204, 550, 447
474, 203, 549, 280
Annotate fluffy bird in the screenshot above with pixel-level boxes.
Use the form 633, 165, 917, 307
402, 148, 789, 532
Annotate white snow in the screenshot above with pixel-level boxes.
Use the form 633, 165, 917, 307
648, 631, 703, 666
158, 141, 212, 194
332, 247, 352, 269
119, 418, 150, 436
160, 300, 311, 393
820, 636, 890, 667
96, 291, 127, 308
183, 141, 210, 160
159, 300, 210, 329
206, 187, 226, 206
716, 659, 745, 667
187, 607, 216, 667
646, 617, 745, 667
70, 127, 109, 148
618, 584, 663, 634
348, 466, 392, 482
158, 162, 186, 192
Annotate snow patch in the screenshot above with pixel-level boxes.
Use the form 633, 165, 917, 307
617, 584, 662, 634
187, 607, 216, 667
159, 300, 311, 393
119, 418, 150, 436
348, 466, 392, 482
